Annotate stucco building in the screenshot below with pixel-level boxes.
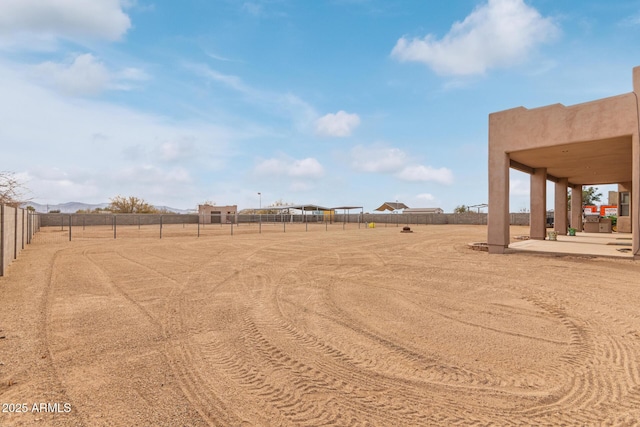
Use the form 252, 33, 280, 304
198, 204, 238, 224
488, 66, 640, 259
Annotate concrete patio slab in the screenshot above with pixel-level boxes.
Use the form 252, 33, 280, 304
508, 232, 634, 259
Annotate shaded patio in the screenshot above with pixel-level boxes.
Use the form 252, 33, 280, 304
488, 66, 640, 259
508, 232, 634, 259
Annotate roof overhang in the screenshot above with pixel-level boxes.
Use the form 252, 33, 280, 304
508, 136, 632, 185
374, 202, 408, 211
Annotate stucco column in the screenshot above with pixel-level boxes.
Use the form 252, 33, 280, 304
633, 132, 640, 259
488, 151, 510, 254
554, 178, 568, 235
570, 184, 583, 231
530, 168, 547, 240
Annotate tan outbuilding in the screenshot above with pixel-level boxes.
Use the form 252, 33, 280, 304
198, 204, 238, 224
488, 66, 640, 259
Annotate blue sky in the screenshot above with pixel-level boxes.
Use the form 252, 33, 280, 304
2, 0, 639, 212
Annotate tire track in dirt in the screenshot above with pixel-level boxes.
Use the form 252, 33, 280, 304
189, 241, 445, 425
196, 245, 371, 425
41, 246, 87, 427
158, 237, 344, 426
251, 232, 640, 425
297, 245, 588, 423
81, 245, 242, 426
31, 227, 640, 425
486, 258, 640, 424
233, 247, 508, 424
511, 293, 626, 423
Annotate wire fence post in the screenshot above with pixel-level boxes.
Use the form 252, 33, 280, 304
113, 215, 117, 239
259, 214, 262, 234
26, 211, 30, 245
68, 215, 72, 241
197, 220, 200, 238
160, 215, 163, 239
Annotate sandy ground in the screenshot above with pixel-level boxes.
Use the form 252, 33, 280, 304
2, 224, 640, 426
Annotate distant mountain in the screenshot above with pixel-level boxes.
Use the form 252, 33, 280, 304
153, 206, 196, 214
23, 201, 193, 214
24, 201, 109, 213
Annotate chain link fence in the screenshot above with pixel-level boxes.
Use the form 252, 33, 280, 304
34, 213, 367, 243
33, 212, 530, 244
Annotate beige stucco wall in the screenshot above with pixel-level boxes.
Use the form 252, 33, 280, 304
198, 205, 238, 224
489, 94, 637, 153
1, 205, 37, 276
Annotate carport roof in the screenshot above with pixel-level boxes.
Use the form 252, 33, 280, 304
271, 204, 331, 211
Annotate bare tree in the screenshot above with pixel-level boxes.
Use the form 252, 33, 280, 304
0, 171, 30, 207
108, 195, 157, 214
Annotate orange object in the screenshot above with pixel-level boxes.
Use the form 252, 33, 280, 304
583, 205, 598, 215
599, 205, 617, 216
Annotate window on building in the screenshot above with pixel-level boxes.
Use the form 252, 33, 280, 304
620, 191, 630, 216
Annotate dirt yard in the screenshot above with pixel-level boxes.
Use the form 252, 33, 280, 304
1, 224, 640, 426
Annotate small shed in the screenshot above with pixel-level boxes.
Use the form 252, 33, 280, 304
198, 204, 238, 224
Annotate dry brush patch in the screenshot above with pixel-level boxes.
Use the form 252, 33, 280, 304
1, 225, 640, 426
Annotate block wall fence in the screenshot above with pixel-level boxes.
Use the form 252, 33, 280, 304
341, 213, 530, 226
0, 205, 40, 277
38, 212, 531, 227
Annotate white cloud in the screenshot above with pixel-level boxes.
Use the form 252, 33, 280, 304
349, 144, 452, 185
255, 157, 324, 179
243, 2, 264, 16
118, 165, 192, 185
396, 165, 454, 185
620, 13, 640, 27
191, 65, 251, 94
0, 0, 131, 45
391, 0, 559, 76
510, 179, 530, 196
254, 158, 284, 175
290, 158, 324, 178
289, 181, 313, 192
158, 139, 196, 162
33, 53, 148, 96
116, 67, 150, 82
206, 51, 235, 62
0, 60, 235, 206
34, 53, 110, 96
189, 64, 318, 130
350, 145, 407, 173
22, 171, 101, 201
315, 111, 361, 137
415, 193, 435, 202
